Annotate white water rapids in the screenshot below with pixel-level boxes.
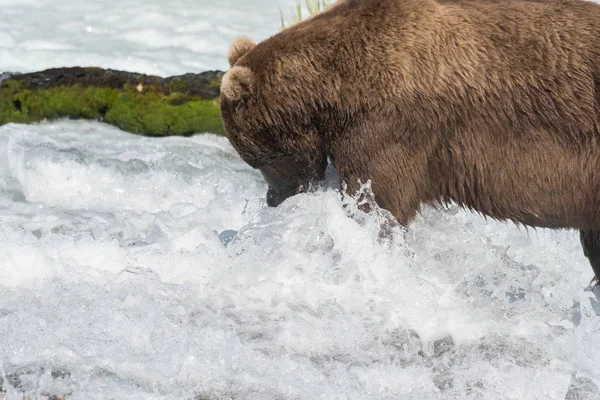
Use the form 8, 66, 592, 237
1, 0, 600, 398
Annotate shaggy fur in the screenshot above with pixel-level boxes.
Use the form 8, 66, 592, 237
227, 36, 256, 67
220, 0, 600, 280
220, 66, 254, 101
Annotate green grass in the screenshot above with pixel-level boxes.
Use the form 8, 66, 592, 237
0, 80, 226, 136
280, 0, 331, 29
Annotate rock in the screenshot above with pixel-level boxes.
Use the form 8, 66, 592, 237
219, 230, 238, 246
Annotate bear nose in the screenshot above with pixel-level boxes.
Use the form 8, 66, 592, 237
266, 183, 309, 207
266, 185, 304, 207
266, 187, 285, 207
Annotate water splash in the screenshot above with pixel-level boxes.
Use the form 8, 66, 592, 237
0, 121, 597, 399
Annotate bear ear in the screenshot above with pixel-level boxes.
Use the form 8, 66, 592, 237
221, 66, 255, 102
227, 36, 256, 67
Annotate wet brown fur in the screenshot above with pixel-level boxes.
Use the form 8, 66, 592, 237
220, 0, 600, 276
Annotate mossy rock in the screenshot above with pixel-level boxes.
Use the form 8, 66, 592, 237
0, 67, 226, 136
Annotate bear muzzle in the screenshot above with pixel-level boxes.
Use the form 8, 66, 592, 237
266, 183, 308, 207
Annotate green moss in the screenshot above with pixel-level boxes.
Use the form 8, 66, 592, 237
208, 76, 223, 89
169, 79, 189, 93
105, 92, 223, 136
0, 80, 226, 136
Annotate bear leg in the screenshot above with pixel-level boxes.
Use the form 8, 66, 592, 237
580, 230, 600, 285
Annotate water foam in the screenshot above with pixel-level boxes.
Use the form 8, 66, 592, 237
0, 121, 598, 399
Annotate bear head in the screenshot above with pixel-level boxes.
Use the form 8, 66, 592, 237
220, 35, 331, 207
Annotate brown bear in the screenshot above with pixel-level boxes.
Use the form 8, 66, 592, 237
219, 0, 600, 282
